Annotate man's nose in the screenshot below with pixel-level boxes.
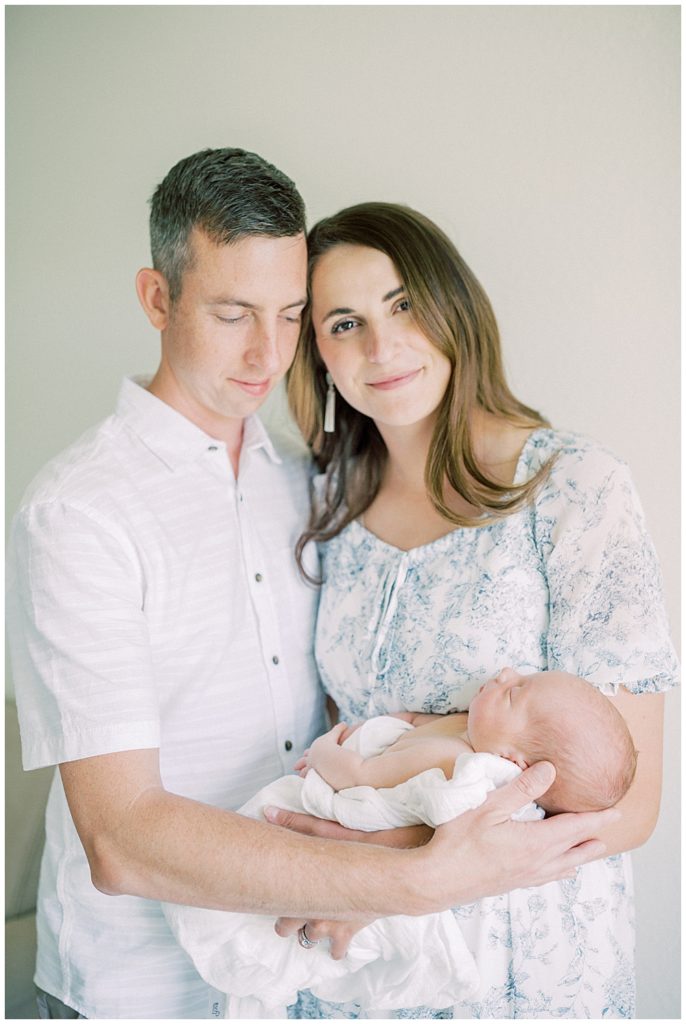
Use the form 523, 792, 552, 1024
245, 323, 281, 374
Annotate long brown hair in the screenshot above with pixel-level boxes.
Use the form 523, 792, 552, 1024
287, 203, 551, 574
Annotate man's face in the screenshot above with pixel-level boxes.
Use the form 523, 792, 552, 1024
157, 228, 307, 433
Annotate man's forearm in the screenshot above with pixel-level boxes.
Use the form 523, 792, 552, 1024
92, 786, 427, 919
64, 750, 619, 922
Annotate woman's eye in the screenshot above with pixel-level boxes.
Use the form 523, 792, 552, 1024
395, 298, 411, 313
331, 319, 358, 335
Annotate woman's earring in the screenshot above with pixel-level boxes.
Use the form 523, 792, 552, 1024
324, 372, 336, 433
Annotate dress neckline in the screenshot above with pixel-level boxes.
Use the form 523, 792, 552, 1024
353, 426, 551, 556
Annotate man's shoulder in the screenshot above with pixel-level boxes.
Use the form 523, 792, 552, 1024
17, 413, 134, 516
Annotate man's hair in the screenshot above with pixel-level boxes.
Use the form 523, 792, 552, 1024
523, 676, 638, 815
149, 147, 306, 300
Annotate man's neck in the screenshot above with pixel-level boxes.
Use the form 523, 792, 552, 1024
147, 368, 245, 475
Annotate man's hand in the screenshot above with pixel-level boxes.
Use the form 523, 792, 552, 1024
268, 761, 618, 914
417, 761, 619, 911
274, 915, 375, 960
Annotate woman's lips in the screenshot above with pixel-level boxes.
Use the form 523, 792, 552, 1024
366, 368, 422, 391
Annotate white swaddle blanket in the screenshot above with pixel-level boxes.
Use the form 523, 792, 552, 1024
162, 716, 542, 1018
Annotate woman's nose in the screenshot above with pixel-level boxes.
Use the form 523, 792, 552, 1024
364, 324, 395, 363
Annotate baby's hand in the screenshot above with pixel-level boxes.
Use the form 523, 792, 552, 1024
293, 753, 310, 778
336, 721, 361, 743
307, 723, 348, 764
298, 723, 365, 790
294, 723, 348, 778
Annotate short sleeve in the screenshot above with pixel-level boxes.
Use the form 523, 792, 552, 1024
534, 445, 679, 695
7, 501, 161, 769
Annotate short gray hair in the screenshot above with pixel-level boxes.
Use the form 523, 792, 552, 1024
149, 147, 306, 300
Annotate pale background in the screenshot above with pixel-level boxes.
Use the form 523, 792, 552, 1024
6, 5, 680, 1018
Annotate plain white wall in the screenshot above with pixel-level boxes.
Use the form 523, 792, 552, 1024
6, 6, 680, 1018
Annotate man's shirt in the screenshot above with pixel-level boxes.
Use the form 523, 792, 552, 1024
7, 377, 326, 1018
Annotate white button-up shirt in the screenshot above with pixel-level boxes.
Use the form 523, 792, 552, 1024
7, 377, 326, 1018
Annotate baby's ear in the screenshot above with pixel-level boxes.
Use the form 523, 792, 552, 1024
504, 751, 529, 771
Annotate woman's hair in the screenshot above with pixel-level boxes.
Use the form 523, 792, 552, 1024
522, 677, 638, 815
287, 202, 551, 575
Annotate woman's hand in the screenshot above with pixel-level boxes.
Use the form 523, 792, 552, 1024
274, 915, 376, 960
263, 805, 432, 848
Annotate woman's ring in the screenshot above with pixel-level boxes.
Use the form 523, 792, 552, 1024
297, 924, 319, 949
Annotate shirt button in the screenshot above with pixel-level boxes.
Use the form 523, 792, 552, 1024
272, 655, 280, 665
285, 740, 293, 752
208, 445, 218, 451
255, 573, 263, 582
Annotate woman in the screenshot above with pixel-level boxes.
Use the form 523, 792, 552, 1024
285, 202, 678, 1019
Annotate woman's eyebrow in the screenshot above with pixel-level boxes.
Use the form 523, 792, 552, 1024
322, 306, 354, 323
321, 286, 406, 323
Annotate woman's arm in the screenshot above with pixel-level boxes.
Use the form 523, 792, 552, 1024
594, 688, 665, 854
326, 694, 340, 725
336, 709, 469, 743
387, 710, 467, 728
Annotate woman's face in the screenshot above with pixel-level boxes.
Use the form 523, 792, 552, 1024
310, 244, 452, 431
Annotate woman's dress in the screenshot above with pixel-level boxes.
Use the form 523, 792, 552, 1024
290, 429, 678, 1020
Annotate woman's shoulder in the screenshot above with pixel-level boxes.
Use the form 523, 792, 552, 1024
523, 427, 646, 538
522, 427, 631, 487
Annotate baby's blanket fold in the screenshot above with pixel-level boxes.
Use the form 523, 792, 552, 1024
162, 716, 542, 1017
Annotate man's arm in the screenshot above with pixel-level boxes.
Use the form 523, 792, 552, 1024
60, 749, 616, 920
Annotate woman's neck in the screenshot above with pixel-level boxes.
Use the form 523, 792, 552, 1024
377, 407, 523, 496
376, 418, 436, 496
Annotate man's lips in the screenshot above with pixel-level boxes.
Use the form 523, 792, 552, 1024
230, 378, 271, 396
366, 368, 422, 391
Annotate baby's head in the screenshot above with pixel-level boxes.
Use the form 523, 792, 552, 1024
467, 668, 637, 814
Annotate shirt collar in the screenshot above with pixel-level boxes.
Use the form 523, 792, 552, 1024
115, 377, 282, 470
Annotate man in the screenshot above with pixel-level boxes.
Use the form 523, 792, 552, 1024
7, 148, 615, 1019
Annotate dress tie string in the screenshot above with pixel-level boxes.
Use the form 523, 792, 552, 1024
366, 552, 410, 711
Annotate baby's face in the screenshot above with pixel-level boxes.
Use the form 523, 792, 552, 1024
467, 668, 551, 767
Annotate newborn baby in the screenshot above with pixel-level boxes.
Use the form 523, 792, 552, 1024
301, 667, 637, 815
163, 668, 636, 1017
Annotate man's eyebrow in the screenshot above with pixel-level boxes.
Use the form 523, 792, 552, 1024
208, 297, 307, 311
321, 286, 406, 323
210, 298, 257, 309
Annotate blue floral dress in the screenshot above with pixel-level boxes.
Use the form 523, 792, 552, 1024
289, 429, 678, 1020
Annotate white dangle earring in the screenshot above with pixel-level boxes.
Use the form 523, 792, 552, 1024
323, 372, 336, 433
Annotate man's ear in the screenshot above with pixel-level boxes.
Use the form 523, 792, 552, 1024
136, 268, 171, 331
